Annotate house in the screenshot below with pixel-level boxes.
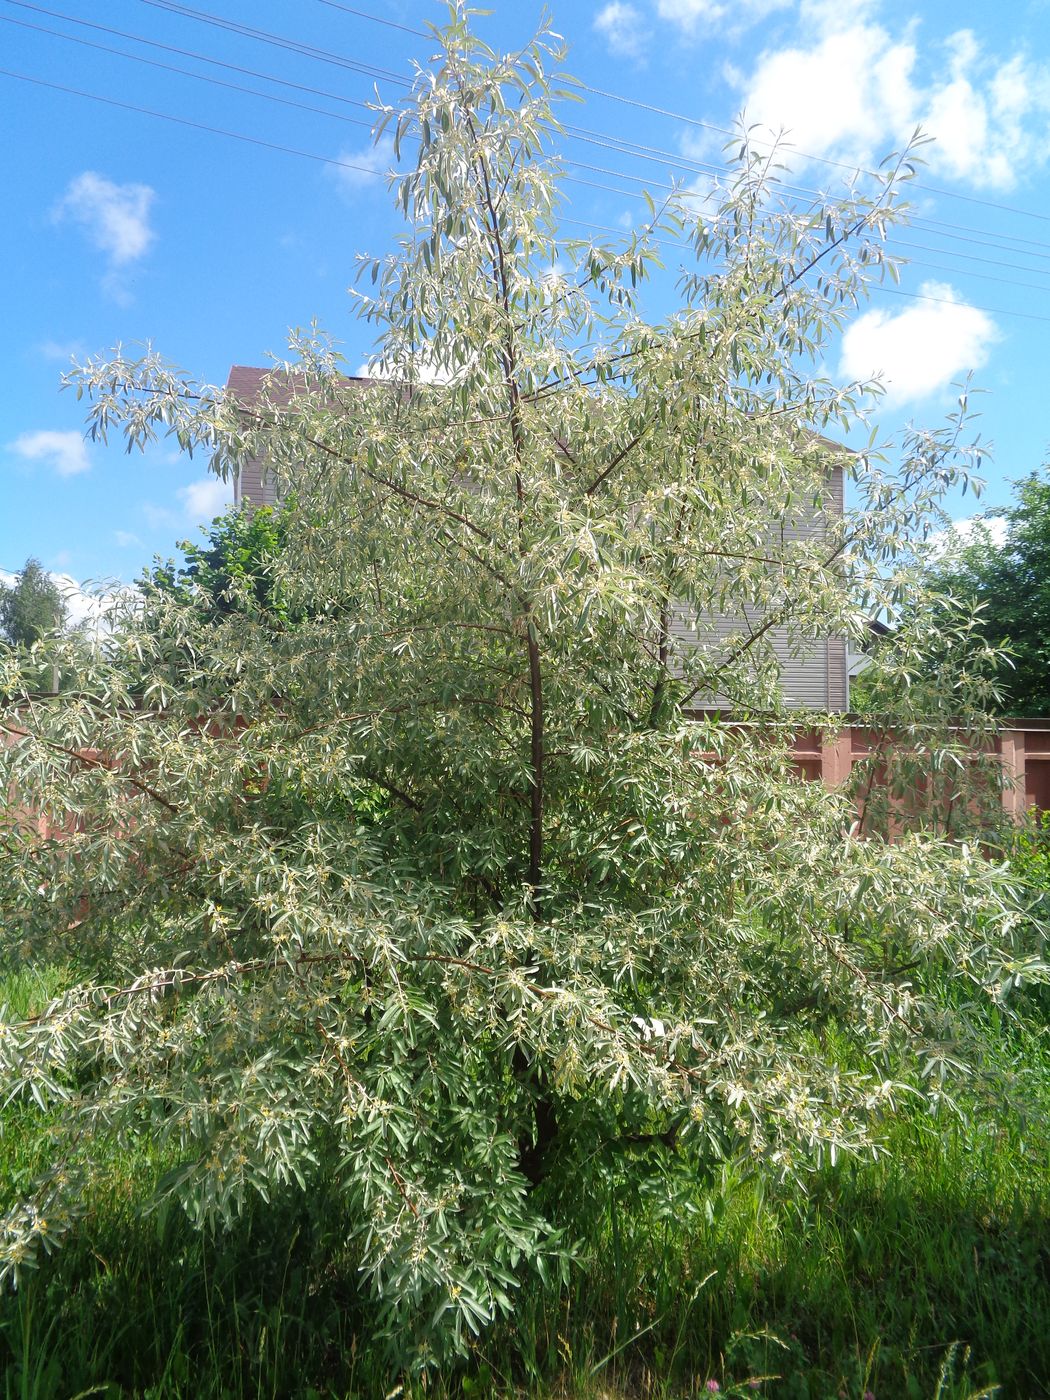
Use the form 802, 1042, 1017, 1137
226, 365, 851, 713
229, 365, 370, 511
847, 617, 892, 687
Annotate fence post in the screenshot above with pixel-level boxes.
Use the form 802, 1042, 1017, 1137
820, 729, 853, 789
1001, 728, 1025, 820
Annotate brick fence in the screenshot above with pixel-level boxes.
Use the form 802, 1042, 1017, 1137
788, 720, 1050, 815
6, 717, 1050, 842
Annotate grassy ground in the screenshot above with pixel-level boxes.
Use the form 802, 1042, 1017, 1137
1, 968, 1048, 1399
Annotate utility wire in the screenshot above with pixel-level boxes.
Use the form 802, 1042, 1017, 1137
576, 81, 1050, 228
0, 14, 374, 128
912, 214, 1050, 257
6, 39, 1046, 290
128, 0, 1050, 234
554, 217, 1050, 297
0, 63, 679, 209
5, 33, 1048, 304
895, 235, 1050, 278
871, 281, 1050, 324
896, 259, 1050, 295
0, 63, 666, 208
0, 68, 389, 177
9, 7, 1050, 310
134, 0, 411, 86
3, 1, 378, 113
7, 19, 1050, 292
563, 124, 1050, 259
0, 1, 838, 219
10, 0, 1050, 266
313, 0, 428, 39
297, 0, 1050, 229
7, 64, 1050, 329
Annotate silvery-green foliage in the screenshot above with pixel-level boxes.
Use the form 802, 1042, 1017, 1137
846, 596, 1009, 839
1, 4, 1046, 1369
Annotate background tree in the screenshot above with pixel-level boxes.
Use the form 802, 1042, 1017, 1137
1, 9, 1044, 1372
141, 504, 289, 622
922, 468, 1050, 716
0, 557, 68, 649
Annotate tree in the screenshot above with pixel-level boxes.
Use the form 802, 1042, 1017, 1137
140, 504, 290, 622
0, 9, 1044, 1371
922, 469, 1050, 716
0, 557, 68, 649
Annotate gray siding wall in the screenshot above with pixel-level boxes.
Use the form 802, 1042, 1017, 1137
228, 366, 286, 511
668, 463, 850, 712
669, 610, 846, 711
234, 453, 278, 509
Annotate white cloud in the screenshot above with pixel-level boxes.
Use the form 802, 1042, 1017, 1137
928, 515, 1008, 560
114, 530, 143, 548
594, 3, 646, 59
921, 33, 1050, 188
327, 137, 395, 196
728, 3, 1050, 190
178, 478, 232, 522
949, 516, 1008, 549
838, 280, 999, 406
656, 0, 790, 33
8, 429, 91, 477
727, 14, 918, 170
52, 575, 123, 632
36, 339, 86, 363
798, 0, 879, 31
54, 172, 155, 266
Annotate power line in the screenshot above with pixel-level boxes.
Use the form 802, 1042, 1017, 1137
561, 122, 1050, 259
304, 0, 1050, 231
893, 236, 1050, 279
8, 64, 1050, 329
3, 0, 378, 113
9, 6, 1050, 309
313, 0, 428, 39
899, 258, 1050, 295
0, 62, 680, 211
884, 214, 1050, 263
0, 14, 374, 128
134, 0, 411, 86
872, 281, 1050, 324
0, 63, 654, 208
11, 0, 1050, 269
0, 1, 853, 221
554, 217, 1050, 298
6, 36, 1048, 308
572, 84, 1050, 230
0, 68, 389, 177
917, 214, 1050, 257
561, 155, 1050, 281
9, 16, 1050, 292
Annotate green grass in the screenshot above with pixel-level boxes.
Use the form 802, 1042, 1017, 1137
1, 971, 1048, 1398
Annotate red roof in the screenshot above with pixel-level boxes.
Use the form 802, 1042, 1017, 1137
225, 365, 374, 406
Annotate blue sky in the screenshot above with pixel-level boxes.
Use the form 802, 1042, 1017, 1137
4, 0, 1050, 613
